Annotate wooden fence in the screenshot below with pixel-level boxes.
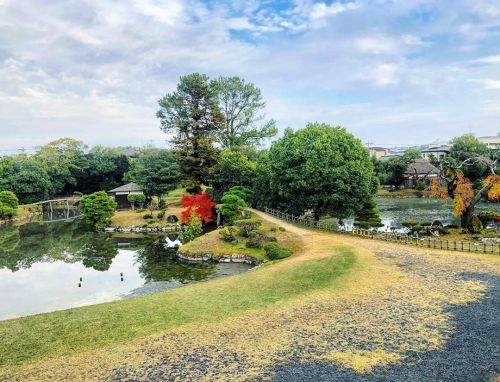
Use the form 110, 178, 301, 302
263, 207, 500, 255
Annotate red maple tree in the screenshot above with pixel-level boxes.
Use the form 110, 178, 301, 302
181, 193, 216, 224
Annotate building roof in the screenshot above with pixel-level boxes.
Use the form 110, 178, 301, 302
421, 145, 450, 153
405, 159, 440, 176
478, 136, 500, 144
379, 154, 401, 161
108, 182, 143, 193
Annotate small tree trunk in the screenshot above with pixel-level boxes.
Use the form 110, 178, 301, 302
461, 207, 475, 232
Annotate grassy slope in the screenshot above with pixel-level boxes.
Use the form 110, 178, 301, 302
0, 245, 357, 369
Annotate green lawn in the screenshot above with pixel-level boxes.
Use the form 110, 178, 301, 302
0, 247, 357, 369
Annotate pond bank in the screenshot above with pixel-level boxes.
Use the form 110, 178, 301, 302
176, 250, 267, 265
103, 225, 182, 233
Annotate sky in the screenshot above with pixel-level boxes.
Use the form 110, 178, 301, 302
0, 0, 499, 153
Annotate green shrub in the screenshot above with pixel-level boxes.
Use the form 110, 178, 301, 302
402, 220, 418, 227
159, 199, 167, 210
183, 214, 203, 242
143, 213, 153, 219
478, 210, 498, 225
264, 243, 293, 260
245, 237, 263, 249
270, 227, 277, 232
157, 210, 166, 219
220, 194, 247, 224
80, 191, 117, 228
136, 208, 146, 213
219, 226, 240, 243
278, 226, 286, 232
128, 193, 146, 209
0, 191, 18, 219
234, 218, 262, 237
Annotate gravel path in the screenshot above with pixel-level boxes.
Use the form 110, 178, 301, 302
107, 212, 500, 382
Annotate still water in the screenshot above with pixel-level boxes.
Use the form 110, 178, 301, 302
0, 221, 251, 320
326, 197, 500, 231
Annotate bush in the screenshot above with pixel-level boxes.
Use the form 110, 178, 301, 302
234, 218, 262, 237
245, 237, 263, 249
183, 214, 203, 242
270, 227, 277, 232
143, 213, 153, 219
278, 226, 286, 232
478, 210, 499, 225
136, 208, 145, 213
220, 194, 247, 224
127, 193, 146, 209
402, 220, 418, 227
159, 199, 167, 210
219, 226, 240, 243
79, 191, 117, 228
0, 191, 18, 219
157, 210, 166, 219
264, 243, 293, 260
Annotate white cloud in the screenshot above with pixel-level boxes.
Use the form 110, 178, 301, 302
473, 54, 500, 64
468, 78, 500, 90
310, 2, 358, 19
0, 0, 499, 149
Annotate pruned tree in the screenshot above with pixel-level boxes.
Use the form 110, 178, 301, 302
431, 156, 500, 232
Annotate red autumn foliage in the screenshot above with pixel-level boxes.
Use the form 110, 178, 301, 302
181, 193, 216, 224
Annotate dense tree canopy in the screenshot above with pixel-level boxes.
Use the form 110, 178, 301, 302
75, 146, 130, 194
449, 135, 491, 181
34, 138, 87, 195
211, 149, 256, 201
213, 76, 277, 149
266, 123, 378, 220
0, 156, 52, 203
157, 73, 223, 193
127, 148, 182, 201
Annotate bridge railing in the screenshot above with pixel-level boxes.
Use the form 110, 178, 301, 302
262, 207, 500, 255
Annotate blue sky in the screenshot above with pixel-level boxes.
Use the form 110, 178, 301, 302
0, 0, 499, 152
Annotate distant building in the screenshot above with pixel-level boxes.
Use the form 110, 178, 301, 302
379, 154, 401, 161
108, 182, 144, 209
478, 134, 500, 150
369, 147, 391, 159
403, 159, 440, 188
421, 145, 450, 161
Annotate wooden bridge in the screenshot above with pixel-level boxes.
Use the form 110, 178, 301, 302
31, 198, 82, 223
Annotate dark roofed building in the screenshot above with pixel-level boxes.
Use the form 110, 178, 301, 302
108, 182, 144, 209
404, 159, 440, 188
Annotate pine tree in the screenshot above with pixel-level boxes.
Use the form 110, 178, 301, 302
157, 73, 224, 193
354, 199, 383, 229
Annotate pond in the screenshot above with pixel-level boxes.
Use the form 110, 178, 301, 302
325, 197, 500, 231
0, 221, 252, 321
372, 197, 500, 231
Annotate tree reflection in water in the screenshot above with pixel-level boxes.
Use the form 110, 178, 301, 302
0, 220, 215, 283
135, 237, 215, 283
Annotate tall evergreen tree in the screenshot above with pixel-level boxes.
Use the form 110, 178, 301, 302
157, 73, 224, 193
213, 76, 277, 149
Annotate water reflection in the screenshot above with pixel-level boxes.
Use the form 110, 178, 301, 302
0, 221, 251, 320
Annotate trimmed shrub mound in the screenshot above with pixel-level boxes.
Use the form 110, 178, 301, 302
264, 242, 293, 260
